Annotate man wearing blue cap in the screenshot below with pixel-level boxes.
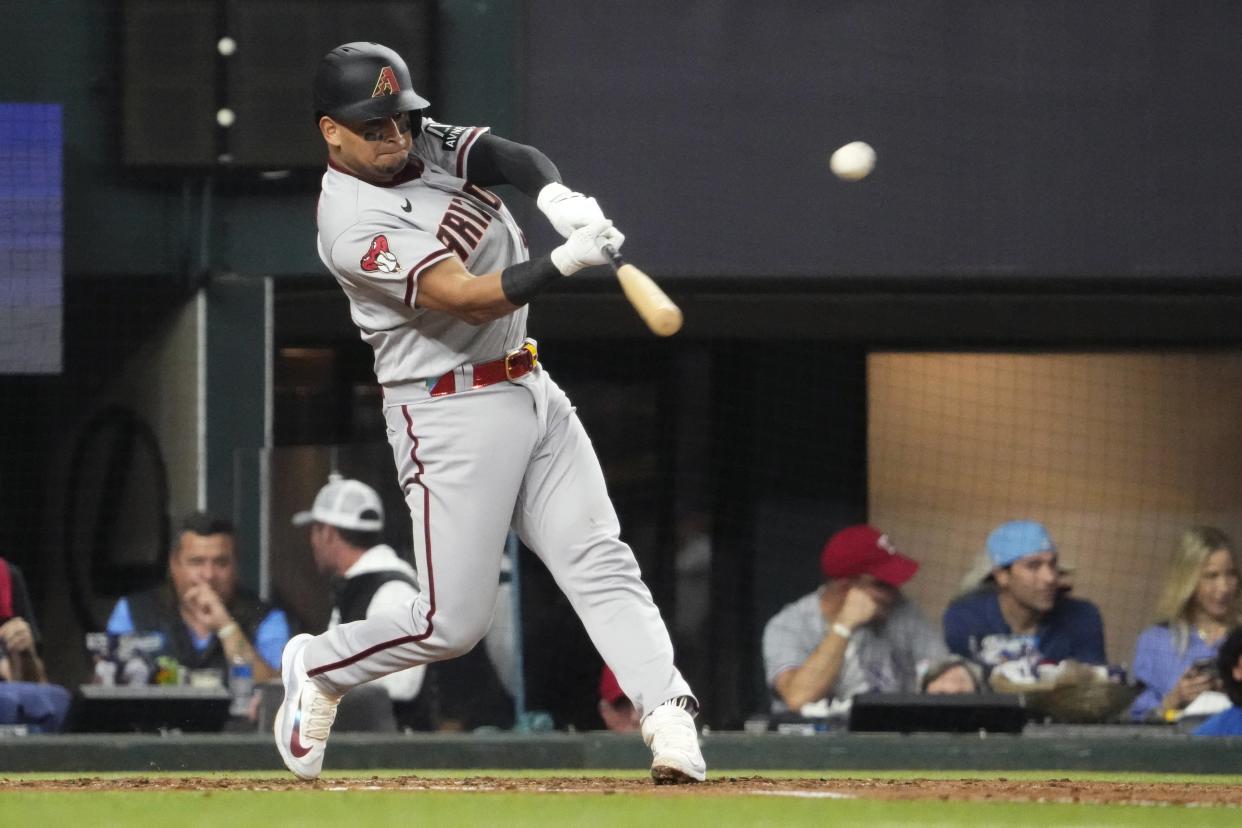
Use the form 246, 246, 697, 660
943, 520, 1106, 673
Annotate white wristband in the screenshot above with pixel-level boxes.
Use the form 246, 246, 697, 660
217, 622, 240, 640
831, 622, 853, 641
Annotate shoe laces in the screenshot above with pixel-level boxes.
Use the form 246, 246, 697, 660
301, 687, 340, 741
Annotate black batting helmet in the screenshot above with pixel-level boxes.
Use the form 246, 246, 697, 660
313, 42, 430, 122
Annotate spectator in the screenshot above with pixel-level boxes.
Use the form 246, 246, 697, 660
0, 556, 72, 731
1130, 527, 1240, 721
293, 474, 425, 705
107, 512, 289, 683
598, 665, 640, 732
762, 525, 947, 714
1, 556, 47, 683
1192, 625, 1242, 736
921, 656, 985, 694
943, 520, 1106, 674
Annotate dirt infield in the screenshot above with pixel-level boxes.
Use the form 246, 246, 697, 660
2, 775, 1240, 807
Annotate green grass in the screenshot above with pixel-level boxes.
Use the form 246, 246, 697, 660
2, 770, 1239, 827
2, 788, 1238, 828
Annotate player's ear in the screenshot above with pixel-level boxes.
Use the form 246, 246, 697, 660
320, 116, 342, 147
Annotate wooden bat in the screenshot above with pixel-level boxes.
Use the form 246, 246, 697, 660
600, 244, 683, 337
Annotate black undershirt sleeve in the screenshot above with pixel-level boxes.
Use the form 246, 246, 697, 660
500, 254, 562, 306
467, 133, 561, 199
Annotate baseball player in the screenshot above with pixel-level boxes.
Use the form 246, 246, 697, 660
274, 42, 704, 784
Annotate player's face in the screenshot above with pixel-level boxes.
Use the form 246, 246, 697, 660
326, 112, 413, 180
169, 531, 238, 603
995, 551, 1059, 613
1194, 548, 1239, 622
309, 522, 334, 575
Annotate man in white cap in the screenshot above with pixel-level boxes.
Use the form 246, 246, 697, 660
293, 474, 424, 703
943, 520, 1106, 674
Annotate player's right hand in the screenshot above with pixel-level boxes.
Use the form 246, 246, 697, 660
550, 219, 625, 276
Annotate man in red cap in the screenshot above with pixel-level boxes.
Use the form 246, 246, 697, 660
762, 525, 947, 714
597, 665, 641, 732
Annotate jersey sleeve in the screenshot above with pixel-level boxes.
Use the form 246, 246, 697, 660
415, 118, 490, 180
329, 218, 456, 310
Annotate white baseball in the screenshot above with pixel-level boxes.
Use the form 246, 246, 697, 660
830, 141, 876, 181
216, 108, 236, 128
217, 37, 237, 56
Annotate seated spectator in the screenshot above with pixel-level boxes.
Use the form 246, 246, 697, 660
598, 665, 640, 732
762, 525, 947, 714
944, 520, 1105, 675
921, 656, 985, 694
1, 555, 72, 731
293, 474, 424, 705
1130, 527, 1240, 721
107, 512, 289, 683
1192, 625, 1242, 736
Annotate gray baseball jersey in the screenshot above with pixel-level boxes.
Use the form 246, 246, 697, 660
316, 120, 528, 396
301, 121, 695, 719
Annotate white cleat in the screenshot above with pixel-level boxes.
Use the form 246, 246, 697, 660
642, 701, 707, 784
273, 633, 341, 780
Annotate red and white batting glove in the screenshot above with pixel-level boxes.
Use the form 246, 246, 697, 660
550, 220, 625, 275
538, 182, 607, 239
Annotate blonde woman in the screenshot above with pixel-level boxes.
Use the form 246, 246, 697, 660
1129, 527, 1241, 721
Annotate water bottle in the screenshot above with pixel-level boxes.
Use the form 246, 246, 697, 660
229, 656, 254, 717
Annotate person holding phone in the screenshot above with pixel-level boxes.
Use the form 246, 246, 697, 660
1192, 627, 1242, 736
1129, 527, 1241, 721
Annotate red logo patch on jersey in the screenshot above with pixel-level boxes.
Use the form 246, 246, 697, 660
372, 66, 401, 97
360, 234, 401, 273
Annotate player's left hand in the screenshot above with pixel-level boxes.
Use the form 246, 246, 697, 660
182, 583, 233, 631
537, 182, 607, 239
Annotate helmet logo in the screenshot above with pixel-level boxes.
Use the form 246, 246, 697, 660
372, 66, 402, 97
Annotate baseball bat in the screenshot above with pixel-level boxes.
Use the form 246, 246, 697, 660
600, 244, 684, 337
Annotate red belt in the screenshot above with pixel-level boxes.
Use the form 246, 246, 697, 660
429, 339, 538, 397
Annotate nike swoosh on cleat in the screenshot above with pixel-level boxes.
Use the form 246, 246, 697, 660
290, 710, 312, 758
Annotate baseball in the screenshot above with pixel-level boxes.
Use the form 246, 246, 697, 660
217, 36, 237, 56
216, 108, 236, 128
830, 141, 876, 181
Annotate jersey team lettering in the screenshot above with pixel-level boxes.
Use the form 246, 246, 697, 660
436, 196, 493, 263
361, 235, 401, 273
424, 121, 469, 151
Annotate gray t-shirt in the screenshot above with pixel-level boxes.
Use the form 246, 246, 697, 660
762, 587, 948, 713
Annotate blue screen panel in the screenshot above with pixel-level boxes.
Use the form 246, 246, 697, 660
0, 103, 62, 374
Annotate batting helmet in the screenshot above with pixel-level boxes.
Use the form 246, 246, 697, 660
313, 42, 430, 122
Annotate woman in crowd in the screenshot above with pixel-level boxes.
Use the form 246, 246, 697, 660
1129, 527, 1241, 721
